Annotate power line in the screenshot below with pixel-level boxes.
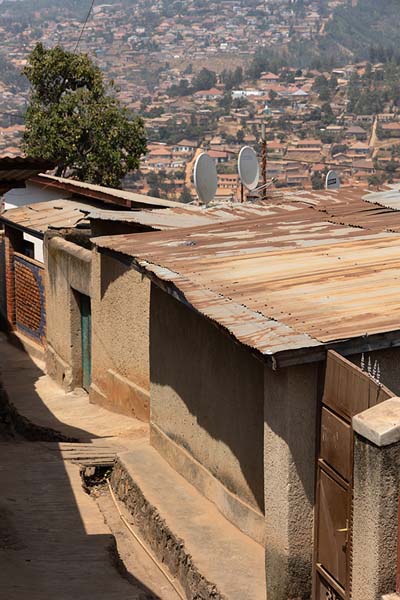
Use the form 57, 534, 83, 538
74, 0, 96, 52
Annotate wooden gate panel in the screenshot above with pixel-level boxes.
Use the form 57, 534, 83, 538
317, 469, 348, 588
320, 408, 352, 481
314, 350, 395, 599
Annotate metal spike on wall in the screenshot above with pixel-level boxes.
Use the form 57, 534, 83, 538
376, 363, 381, 383
367, 356, 372, 374
372, 360, 378, 379
360, 353, 365, 371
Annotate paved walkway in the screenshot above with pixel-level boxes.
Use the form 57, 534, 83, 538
0, 335, 180, 600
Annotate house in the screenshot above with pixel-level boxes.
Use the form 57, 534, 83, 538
0, 156, 54, 334
42, 197, 264, 417
380, 122, 400, 138
344, 125, 368, 141
0, 176, 182, 361
348, 141, 371, 156
260, 72, 279, 84
172, 139, 198, 153
93, 187, 400, 599
193, 87, 224, 101
208, 149, 230, 164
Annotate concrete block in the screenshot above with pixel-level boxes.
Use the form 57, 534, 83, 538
353, 396, 400, 447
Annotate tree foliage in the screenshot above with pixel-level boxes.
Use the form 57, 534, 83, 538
192, 68, 217, 91
22, 43, 147, 188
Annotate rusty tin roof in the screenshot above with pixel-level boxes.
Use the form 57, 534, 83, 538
0, 199, 94, 235
32, 174, 182, 209
95, 188, 400, 366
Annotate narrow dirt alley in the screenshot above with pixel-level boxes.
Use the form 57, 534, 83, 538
0, 335, 182, 600
0, 439, 182, 600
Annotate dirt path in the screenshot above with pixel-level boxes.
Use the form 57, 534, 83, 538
0, 336, 181, 600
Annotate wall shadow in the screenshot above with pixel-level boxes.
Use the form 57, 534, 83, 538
0, 337, 161, 599
149, 284, 265, 515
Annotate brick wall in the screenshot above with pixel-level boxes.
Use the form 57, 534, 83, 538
4, 225, 24, 329
0, 232, 6, 330
14, 253, 46, 344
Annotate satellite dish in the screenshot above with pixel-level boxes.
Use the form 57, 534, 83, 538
238, 146, 260, 191
325, 170, 340, 190
193, 152, 218, 204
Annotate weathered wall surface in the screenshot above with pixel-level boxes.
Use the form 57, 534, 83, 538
264, 362, 320, 600
90, 249, 150, 421
149, 284, 265, 535
45, 235, 91, 390
352, 432, 400, 599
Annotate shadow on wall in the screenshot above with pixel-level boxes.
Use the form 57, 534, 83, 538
0, 335, 160, 599
149, 284, 265, 514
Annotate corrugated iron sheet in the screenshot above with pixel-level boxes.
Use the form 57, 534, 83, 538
94, 187, 400, 361
36, 174, 182, 209
0, 199, 94, 234
363, 185, 400, 212
86, 202, 303, 231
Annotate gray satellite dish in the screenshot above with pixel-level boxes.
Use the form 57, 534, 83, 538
238, 146, 260, 191
193, 152, 218, 204
325, 170, 340, 190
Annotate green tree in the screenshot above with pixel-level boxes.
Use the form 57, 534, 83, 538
22, 43, 147, 188
311, 172, 324, 190
179, 186, 193, 204
192, 67, 217, 91
236, 129, 245, 144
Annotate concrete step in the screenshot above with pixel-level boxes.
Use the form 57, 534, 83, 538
111, 442, 266, 600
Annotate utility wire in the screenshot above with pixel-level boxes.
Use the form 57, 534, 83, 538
74, 0, 96, 52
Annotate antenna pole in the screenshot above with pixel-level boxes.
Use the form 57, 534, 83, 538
261, 123, 267, 201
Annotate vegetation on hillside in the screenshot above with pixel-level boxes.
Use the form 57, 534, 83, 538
325, 0, 400, 61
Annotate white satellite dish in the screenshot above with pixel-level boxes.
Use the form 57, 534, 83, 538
193, 152, 218, 204
325, 170, 340, 190
238, 146, 260, 191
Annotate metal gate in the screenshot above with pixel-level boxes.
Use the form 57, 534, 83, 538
314, 350, 393, 599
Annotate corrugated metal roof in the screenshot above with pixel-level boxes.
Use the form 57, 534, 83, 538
0, 199, 96, 234
363, 185, 400, 211
94, 188, 400, 364
0, 156, 54, 183
34, 174, 182, 209
85, 203, 296, 231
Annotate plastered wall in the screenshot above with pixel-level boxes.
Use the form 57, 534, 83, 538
45, 235, 91, 390
90, 249, 150, 420
149, 283, 265, 517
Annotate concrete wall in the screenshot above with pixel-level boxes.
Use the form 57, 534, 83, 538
264, 362, 320, 600
149, 284, 265, 540
352, 398, 400, 600
90, 249, 150, 421
45, 235, 91, 390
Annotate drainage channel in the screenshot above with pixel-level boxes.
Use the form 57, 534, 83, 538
81, 464, 185, 600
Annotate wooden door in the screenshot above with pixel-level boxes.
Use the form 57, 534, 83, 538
314, 350, 392, 599
79, 293, 92, 392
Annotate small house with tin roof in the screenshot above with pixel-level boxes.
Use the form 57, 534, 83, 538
94, 185, 400, 599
